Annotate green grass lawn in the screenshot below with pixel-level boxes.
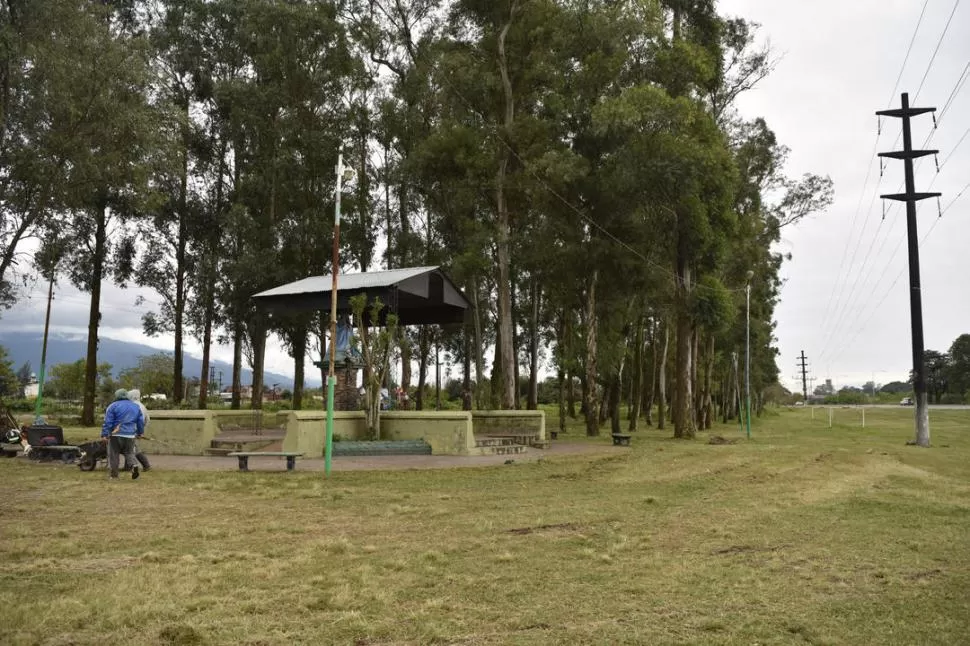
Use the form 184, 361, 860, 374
2, 408, 969, 645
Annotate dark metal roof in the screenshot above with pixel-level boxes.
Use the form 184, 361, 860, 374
252, 266, 470, 325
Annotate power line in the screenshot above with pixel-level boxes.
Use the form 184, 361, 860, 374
819, 3, 933, 356
886, 0, 932, 106
914, 0, 963, 101
816, 52, 970, 360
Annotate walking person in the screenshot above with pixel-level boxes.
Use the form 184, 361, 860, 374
126, 389, 151, 471
102, 389, 145, 480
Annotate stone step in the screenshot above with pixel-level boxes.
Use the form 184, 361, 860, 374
484, 433, 537, 445
475, 437, 517, 448
475, 444, 528, 456
529, 440, 550, 450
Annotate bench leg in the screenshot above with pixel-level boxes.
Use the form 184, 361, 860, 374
286, 455, 296, 471
237, 455, 249, 472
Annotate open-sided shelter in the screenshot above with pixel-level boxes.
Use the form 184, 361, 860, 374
252, 266, 470, 325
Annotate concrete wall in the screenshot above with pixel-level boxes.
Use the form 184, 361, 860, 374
282, 411, 368, 456
145, 411, 216, 455
210, 409, 285, 430
472, 410, 545, 441
380, 411, 475, 455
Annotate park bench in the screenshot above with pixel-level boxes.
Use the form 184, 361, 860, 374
228, 451, 304, 472
611, 433, 631, 446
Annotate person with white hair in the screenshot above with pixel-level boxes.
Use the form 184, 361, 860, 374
126, 389, 152, 471
101, 389, 144, 479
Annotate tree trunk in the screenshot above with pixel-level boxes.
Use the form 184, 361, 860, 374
629, 315, 644, 431
673, 257, 695, 439
598, 380, 610, 426
400, 332, 412, 406
568, 367, 577, 418
416, 328, 429, 410
462, 323, 472, 411
470, 277, 485, 409
435, 335, 441, 410
495, 6, 517, 410
527, 280, 539, 410
197, 286, 214, 409
81, 201, 107, 426
172, 106, 190, 406
703, 335, 715, 429
291, 324, 307, 410
657, 319, 669, 431
609, 372, 622, 435
231, 320, 243, 410
511, 265, 520, 409
583, 269, 599, 436
691, 326, 700, 429
644, 318, 656, 426
250, 319, 266, 411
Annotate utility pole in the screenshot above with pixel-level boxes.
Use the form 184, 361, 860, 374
876, 92, 940, 448
797, 351, 809, 402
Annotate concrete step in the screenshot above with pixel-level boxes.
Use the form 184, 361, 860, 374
475, 437, 517, 448
530, 440, 550, 450
474, 444, 528, 456
484, 433, 537, 445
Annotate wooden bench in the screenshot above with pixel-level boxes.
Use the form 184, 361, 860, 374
611, 434, 631, 446
228, 451, 304, 472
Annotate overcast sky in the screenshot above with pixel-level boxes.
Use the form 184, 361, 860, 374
721, 0, 970, 391
4, 0, 969, 392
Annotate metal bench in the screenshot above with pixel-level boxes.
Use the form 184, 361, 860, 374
227, 451, 304, 472
611, 434, 631, 446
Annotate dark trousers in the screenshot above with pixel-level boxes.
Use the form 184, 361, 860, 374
124, 444, 150, 470
108, 436, 137, 477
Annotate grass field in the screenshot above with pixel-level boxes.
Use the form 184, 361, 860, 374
2, 408, 969, 645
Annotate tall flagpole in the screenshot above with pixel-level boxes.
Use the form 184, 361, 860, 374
325, 150, 345, 477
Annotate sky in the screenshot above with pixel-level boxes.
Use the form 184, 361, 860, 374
3, 0, 969, 393
720, 0, 970, 392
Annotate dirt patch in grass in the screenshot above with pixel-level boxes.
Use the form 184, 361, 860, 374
506, 522, 582, 535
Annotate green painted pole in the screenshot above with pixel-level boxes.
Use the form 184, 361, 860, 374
34, 273, 55, 424
325, 375, 335, 476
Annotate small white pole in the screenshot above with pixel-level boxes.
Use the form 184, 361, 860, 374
812, 406, 815, 420
828, 407, 833, 428
862, 407, 866, 428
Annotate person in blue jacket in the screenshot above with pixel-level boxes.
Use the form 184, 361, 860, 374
101, 389, 145, 480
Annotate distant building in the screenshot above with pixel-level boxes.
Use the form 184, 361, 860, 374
24, 374, 39, 399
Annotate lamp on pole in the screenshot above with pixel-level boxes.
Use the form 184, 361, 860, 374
325, 150, 355, 478
745, 270, 754, 439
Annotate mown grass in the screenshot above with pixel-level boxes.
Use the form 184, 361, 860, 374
2, 408, 969, 645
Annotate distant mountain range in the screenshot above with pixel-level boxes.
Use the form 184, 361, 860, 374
0, 331, 317, 390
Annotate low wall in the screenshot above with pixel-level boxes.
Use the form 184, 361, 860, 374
282, 411, 368, 457
379, 411, 475, 456
210, 409, 285, 430
472, 410, 545, 441
145, 411, 216, 455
